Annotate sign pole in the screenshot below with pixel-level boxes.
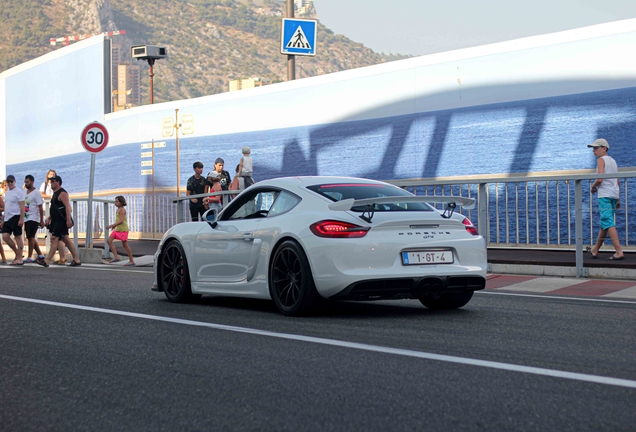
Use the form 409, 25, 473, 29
286, 0, 295, 81
86, 153, 96, 249
175, 109, 181, 197
80, 121, 109, 251
152, 138, 156, 239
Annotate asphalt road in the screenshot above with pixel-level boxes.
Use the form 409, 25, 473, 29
1, 265, 635, 431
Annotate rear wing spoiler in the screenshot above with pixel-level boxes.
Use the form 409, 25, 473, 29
328, 196, 476, 211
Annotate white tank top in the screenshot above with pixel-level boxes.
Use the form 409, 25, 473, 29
597, 155, 619, 199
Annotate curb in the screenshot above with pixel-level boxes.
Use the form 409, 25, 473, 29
488, 263, 636, 280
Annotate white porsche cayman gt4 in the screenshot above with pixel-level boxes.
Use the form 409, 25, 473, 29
152, 177, 487, 315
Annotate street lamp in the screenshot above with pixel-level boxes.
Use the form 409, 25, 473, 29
131, 45, 168, 104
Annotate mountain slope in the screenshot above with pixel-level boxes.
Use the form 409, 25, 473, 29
1, 0, 409, 104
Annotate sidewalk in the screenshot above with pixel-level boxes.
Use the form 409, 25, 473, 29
2, 239, 634, 278
487, 248, 635, 279
486, 273, 636, 300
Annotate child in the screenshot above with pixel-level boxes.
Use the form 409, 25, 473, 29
106, 196, 135, 266
238, 146, 254, 188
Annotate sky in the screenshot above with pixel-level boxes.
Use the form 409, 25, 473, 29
313, 0, 636, 56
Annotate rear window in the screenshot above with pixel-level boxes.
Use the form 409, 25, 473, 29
307, 183, 433, 212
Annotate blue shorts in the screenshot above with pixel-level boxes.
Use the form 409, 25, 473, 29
598, 197, 617, 230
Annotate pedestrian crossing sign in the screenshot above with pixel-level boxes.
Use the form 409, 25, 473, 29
281, 18, 317, 56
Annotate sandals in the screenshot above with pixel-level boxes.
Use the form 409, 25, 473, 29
10, 261, 24, 266
68, 261, 82, 267
585, 246, 598, 259
108, 259, 122, 264
53, 259, 67, 265
124, 262, 136, 266
608, 255, 625, 261
37, 260, 49, 268
24, 258, 35, 263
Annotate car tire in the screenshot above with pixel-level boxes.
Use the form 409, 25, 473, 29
419, 291, 474, 310
269, 240, 320, 316
160, 240, 196, 303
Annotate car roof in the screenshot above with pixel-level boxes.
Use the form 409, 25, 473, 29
255, 176, 392, 189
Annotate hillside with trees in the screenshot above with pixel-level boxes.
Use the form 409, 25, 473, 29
0, 0, 410, 104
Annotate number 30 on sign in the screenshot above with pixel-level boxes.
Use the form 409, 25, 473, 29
81, 122, 109, 154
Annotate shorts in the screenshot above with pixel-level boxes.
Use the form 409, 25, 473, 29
2, 215, 23, 236
598, 197, 617, 230
110, 230, 129, 241
25, 220, 40, 239
49, 219, 69, 239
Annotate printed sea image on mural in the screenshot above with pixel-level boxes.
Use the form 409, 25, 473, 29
6, 85, 636, 245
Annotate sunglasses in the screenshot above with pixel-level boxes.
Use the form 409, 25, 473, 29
7, 180, 14, 183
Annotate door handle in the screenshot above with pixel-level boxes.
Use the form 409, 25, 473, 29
242, 232, 253, 241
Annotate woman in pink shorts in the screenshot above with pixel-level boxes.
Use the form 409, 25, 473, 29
106, 196, 135, 266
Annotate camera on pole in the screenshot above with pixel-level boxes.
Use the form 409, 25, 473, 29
131, 45, 168, 104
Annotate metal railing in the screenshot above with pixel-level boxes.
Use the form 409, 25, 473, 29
388, 171, 636, 277
38, 198, 116, 259
62, 172, 635, 277
172, 191, 240, 224
70, 198, 116, 257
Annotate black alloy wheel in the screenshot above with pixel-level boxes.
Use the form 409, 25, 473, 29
269, 240, 320, 316
419, 291, 474, 310
160, 241, 195, 302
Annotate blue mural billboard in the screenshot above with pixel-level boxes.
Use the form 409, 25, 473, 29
6, 85, 636, 192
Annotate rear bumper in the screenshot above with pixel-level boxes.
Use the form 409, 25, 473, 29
329, 275, 486, 301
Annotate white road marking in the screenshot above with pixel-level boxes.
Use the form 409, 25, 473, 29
477, 290, 636, 304
1, 294, 635, 390
500, 277, 588, 293
603, 286, 636, 299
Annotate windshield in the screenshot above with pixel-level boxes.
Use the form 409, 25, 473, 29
306, 183, 434, 212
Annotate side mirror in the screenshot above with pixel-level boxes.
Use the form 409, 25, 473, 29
203, 208, 218, 228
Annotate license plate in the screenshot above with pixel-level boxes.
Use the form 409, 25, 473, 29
402, 250, 454, 265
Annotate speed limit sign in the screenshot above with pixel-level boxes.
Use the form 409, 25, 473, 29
81, 122, 109, 153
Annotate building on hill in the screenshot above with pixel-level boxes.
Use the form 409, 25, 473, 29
114, 64, 141, 110
295, 0, 315, 16
229, 77, 264, 92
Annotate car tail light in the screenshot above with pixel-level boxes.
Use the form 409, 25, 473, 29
310, 220, 370, 238
462, 217, 479, 236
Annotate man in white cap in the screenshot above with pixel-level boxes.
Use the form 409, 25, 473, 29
1, 175, 26, 265
586, 138, 624, 260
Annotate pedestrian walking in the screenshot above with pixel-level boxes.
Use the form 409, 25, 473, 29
40, 169, 67, 264
186, 161, 207, 221
1, 175, 26, 265
23, 175, 45, 263
37, 175, 81, 267
0, 190, 6, 264
586, 138, 624, 260
106, 196, 135, 266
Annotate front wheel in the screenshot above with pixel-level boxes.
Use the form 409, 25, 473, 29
269, 241, 320, 316
160, 241, 195, 303
419, 291, 474, 310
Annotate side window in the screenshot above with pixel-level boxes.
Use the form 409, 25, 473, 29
225, 190, 280, 220
268, 191, 301, 217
